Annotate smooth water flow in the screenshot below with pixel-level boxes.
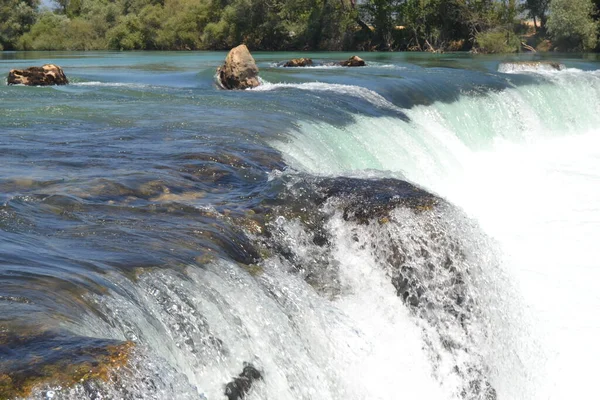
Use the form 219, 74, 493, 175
1, 52, 599, 400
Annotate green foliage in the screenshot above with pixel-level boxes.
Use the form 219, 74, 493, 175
548, 0, 598, 51
17, 11, 106, 50
523, 0, 550, 30
0, 0, 40, 50
18, 12, 68, 50
475, 29, 520, 53
106, 14, 144, 50
2, 0, 600, 52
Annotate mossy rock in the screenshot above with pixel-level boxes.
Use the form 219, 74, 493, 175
0, 329, 133, 399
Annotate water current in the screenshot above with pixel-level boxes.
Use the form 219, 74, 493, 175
1, 51, 599, 400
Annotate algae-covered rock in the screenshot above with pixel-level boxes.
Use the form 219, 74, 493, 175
0, 329, 133, 399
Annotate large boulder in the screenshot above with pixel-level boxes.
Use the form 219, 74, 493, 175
340, 56, 366, 67
217, 45, 260, 90
283, 58, 313, 67
7, 64, 68, 86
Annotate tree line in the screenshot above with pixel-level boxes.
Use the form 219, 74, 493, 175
1, 0, 599, 52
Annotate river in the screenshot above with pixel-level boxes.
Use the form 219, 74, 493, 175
1, 51, 599, 400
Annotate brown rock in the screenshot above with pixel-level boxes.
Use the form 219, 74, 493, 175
340, 56, 366, 67
0, 329, 133, 399
217, 45, 260, 90
7, 64, 68, 86
283, 58, 313, 67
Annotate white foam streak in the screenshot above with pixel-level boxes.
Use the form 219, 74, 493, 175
72, 81, 152, 88
498, 62, 567, 74
254, 81, 403, 112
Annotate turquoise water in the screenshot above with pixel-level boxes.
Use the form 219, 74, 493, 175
1, 51, 600, 399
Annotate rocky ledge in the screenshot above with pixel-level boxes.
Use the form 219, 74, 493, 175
0, 328, 133, 399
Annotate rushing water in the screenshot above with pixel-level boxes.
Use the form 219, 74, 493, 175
1, 51, 599, 400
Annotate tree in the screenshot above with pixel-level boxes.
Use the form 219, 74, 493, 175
547, 0, 598, 51
523, 0, 550, 31
0, 0, 40, 50
360, 0, 401, 50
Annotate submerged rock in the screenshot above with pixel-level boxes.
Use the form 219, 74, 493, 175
224, 363, 262, 400
217, 45, 260, 90
0, 329, 133, 399
283, 58, 313, 67
7, 64, 68, 86
340, 56, 366, 67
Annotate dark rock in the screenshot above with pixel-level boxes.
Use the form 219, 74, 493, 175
340, 56, 366, 67
224, 363, 262, 400
217, 45, 260, 90
7, 64, 68, 86
316, 177, 438, 224
283, 58, 313, 67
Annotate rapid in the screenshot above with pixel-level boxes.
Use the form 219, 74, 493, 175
1, 51, 599, 400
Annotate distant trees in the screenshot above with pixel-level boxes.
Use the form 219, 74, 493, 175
0, 0, 40, 50
547, 0, 598, 51
523, 0, 550, 32
3, 0, 600, 52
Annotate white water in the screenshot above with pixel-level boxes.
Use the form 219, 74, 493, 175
65, 215, 460, 399
272, 68, 600, 398
47, 67, 600, 400
254, 81, 404, 113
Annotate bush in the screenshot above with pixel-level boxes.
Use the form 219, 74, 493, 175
475, 30, 520, 53
65, 18, 105, 50
18, 12, 69, 50
106, 14, 144, 50
547, 0, 598, 51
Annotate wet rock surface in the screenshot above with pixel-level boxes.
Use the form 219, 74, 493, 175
224, 364, 263, 400
283, 58, 314, 67
339, 56, 366, 67
0, 329, 132, 399
7, 64, 68, 86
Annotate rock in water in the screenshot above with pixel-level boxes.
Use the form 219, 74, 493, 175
283, 58, 313, 67
0, 329, 133, 399
217, 45, 260, 90
224, 363, 262, 400
340, 56, 366, 67
7, 64, 68, 86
